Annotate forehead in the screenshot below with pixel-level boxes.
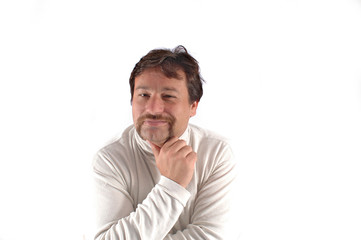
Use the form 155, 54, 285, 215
135, 68, 187, 89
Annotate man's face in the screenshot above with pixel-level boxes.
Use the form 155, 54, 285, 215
132, 68, 198, 147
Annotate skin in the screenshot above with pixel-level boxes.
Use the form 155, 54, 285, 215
132, 67, 198, 187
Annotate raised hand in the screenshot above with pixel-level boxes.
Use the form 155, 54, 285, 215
148, 137, 197, 188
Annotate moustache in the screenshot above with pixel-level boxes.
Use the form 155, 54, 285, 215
137, 114, 175, 124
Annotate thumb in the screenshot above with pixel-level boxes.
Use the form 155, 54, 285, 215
148, 141, 161, 158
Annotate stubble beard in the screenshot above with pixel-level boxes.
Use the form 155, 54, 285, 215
135, 114, 175, 146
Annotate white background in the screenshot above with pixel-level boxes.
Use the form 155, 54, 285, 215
1, 0, 361, 239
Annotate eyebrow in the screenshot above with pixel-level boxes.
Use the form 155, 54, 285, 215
135, 86, 179, 93
162, 87, 179, 93
135, 86, 150, 91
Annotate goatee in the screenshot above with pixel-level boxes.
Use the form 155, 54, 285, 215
135, 113, 175, 145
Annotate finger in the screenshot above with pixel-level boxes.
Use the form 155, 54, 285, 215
148, 141, 161, 157
163, 136, 179, 145
162, 137, 181, 150
178, 145, 194, 157
186, 151, 197, 163
170, 140, 188, 153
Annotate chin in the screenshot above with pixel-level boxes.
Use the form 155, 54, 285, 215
141, 129, 170, 144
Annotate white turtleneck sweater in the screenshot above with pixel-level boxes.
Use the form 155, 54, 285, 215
93, 124, 236, 240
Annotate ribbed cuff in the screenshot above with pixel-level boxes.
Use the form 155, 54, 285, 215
158, 176, 191, 207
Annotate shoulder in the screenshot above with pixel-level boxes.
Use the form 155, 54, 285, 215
93, 125, 136, 171
97, 125, 134, 153
189, 124, 231, 148
188, 124, 234, 162
188, 124, 236, 184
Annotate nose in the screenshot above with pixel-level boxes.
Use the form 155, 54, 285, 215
146, 95, 165, 114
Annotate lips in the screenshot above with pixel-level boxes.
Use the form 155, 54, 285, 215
143, 119, 169, 127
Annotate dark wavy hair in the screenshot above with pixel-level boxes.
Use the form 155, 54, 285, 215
129, 45, 204, 103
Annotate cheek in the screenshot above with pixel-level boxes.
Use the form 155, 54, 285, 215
132, 103, 142, 121
173, 107, 192, 123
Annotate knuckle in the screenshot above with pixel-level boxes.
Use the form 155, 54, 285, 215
187, 152, 197, 161
177, 140, 187, 147
184, 145, 192, 152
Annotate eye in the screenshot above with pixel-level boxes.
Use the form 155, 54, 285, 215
163, 94, 175, 99
139, 93, 150, 98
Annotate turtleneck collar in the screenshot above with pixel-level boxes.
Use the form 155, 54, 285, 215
134, 126, 191, 155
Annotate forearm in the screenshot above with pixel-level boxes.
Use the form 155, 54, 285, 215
163, 224, 223, 240
163, 151, 237, 240
94, 176, 191, 240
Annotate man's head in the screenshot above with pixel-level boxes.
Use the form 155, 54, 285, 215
130, 46, 204, 146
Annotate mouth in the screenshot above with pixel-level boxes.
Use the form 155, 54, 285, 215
143, 119, 169, 127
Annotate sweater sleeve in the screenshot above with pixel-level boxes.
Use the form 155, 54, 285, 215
93, 150, 191, 240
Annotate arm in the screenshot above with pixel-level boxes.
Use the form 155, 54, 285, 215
163, 143, 236, 240
93, 151, 191, 240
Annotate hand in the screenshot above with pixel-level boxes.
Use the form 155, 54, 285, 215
148, 137, 197, 188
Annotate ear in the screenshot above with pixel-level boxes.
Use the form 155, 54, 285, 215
189, 101, 199, 117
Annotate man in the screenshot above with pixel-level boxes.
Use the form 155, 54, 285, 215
93, 46, 236, 240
